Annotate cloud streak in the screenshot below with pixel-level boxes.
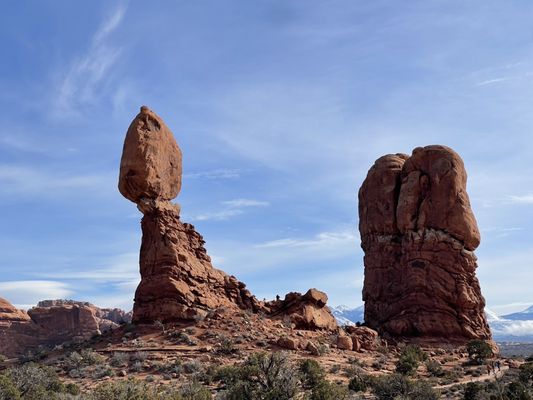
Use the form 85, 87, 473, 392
189, 198, 269, 221
53, 4, 127, 117
0, 280, 74, 309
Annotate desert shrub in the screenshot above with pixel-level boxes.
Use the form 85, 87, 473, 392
395, 345, 426, 376
180, 381, 211, 400
506, 381, 532, 400
372, 373, 411, 399
109, 352, 130, 367
5, 363, 73, 400
217, 352, 299, 400
183, 360, 203, 375
92, 365, 115, 379
307, 380, 348, 400
85, 378, 167, 399
299, 359, 325, 389
0, 374, 21, 400
81, 349, 105, 365
425, 359, 444, 377
466, 340, 493, 365
348, 371, 370, 393
218, 337, 237, 355
409, 380, 439, 400
463, 382, 483, 400
131, 351, 149, 363
519, 363, 533, 386
316, 344, 330, 356
160, 359, 183, 376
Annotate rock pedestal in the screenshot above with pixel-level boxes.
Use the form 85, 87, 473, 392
119, 107, 261, 324
359, 145, 491, 342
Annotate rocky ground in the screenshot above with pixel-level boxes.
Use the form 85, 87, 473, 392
1, 309, 531, 399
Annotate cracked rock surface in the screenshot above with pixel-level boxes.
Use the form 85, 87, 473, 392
359, 145, 491, 342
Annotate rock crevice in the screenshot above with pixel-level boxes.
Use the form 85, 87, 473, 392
359, 145, 491, 342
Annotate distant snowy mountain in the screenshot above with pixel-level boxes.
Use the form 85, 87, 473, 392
501, 305, 533, 321
486, 307, 533, 343
331, 305, 533, 342
330, 305, 364, 326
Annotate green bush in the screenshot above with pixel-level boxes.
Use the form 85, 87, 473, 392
425, 359, 444, 377
217, 352, 299, 400
180, 381, 211, 400
409, 380, 439, 400
299, 359, 325, 389
372, 374, 411, 399
506, 381, 532, 400
0, 374, 21, 400
463, 382, 483, 400
307, 380, 348, 400
395, 345, 427, 376
466, 340, 493, 365
348, 372, 369, 392
519, 362, 533, 386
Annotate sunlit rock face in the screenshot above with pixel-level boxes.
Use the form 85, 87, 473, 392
359, 145, 491, 343
119, 107, 262, 324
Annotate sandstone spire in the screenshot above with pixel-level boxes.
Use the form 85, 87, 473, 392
359, 145, 491, 342
119, 107, 260, 323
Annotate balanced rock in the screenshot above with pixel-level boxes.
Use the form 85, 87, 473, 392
119, 106, 182, 203
359, 145, 491, 343
119, 107, 262, 324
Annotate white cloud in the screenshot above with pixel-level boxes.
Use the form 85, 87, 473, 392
189, 198, 269, 221
506, 194, 533, 204
53, 5, 127, 117
0, 281, 73, 309
257, 230, 356, 249
491, 320, 533, 337
184, 169, 242, 180
0, 165, 113, 196
222, 199, 269, 208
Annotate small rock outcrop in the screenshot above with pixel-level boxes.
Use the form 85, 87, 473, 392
359, 145, 491, 343
268, 289, 338, 331
119, 107, 262, 324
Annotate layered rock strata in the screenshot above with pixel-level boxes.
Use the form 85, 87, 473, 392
359, 145, 491, 342
0, 298, 129, 358
119, 107, 262, 324
119, 107, 338, 330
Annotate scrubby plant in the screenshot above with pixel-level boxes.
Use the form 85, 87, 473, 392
425, 359, 444, 377
371, 373, 438, 400
395, 345, 426, 376
180, 380, 211, 400
505, 381, 532, 400
466, 340, 493, 365
109, 352, 130, 367
307, 380, 348, 400
216, 351, 299, 400
299, 359, 325, 389
520, 362, 533, 386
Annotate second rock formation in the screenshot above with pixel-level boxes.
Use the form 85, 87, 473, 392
359, 145, 491, 343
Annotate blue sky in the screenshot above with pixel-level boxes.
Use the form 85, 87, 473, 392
2, 1, 533, 315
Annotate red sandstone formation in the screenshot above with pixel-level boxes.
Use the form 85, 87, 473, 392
119, 107, 337, 330
0, 298, 130, 358
119, 107, 263, 324
269, 289, 337, 331
359, 145, 491, 343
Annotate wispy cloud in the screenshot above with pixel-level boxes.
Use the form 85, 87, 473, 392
53, 4, 127, 117
0, 280, 74, 309
184, 169, 243, 180
257, 230, 356, 249
0, 165, 113, 196
189, 198, 269, 221
506, 194, 533, 204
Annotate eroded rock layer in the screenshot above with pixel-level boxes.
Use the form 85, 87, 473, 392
359, 145, 491, 342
